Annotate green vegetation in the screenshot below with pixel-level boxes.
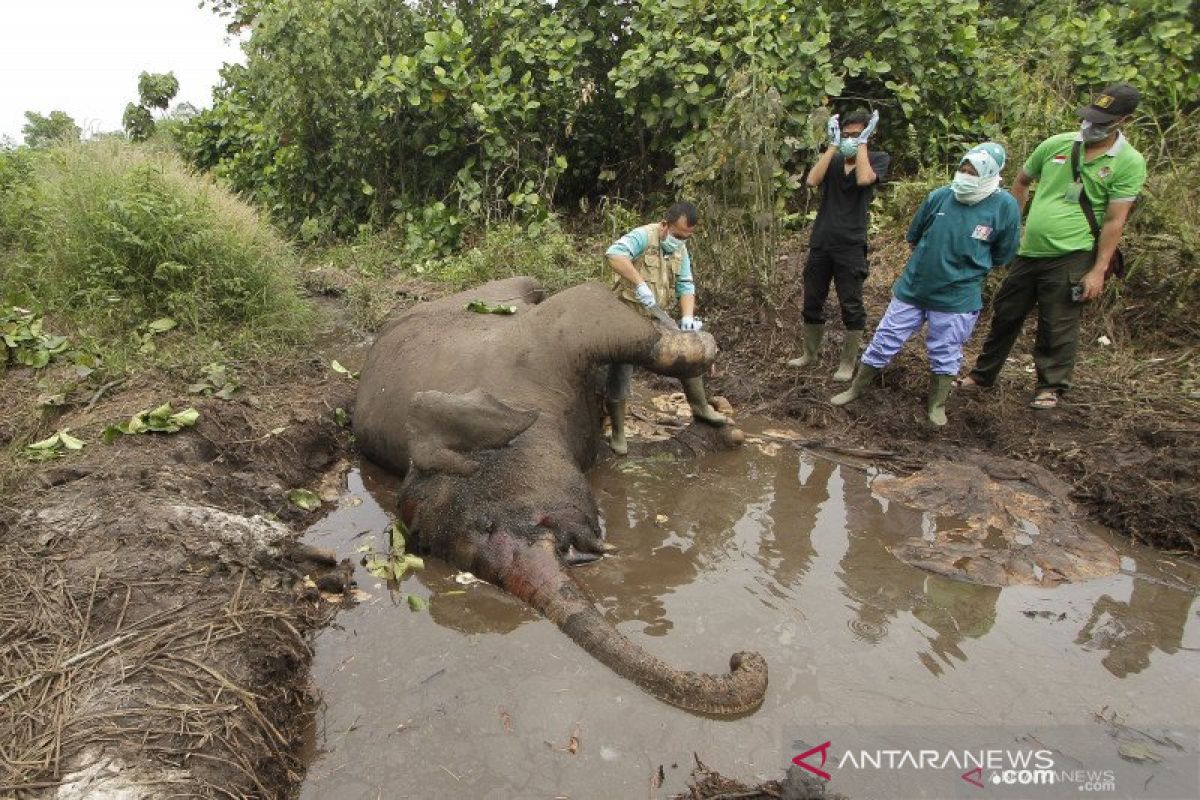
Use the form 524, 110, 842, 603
184, 0, 1196, 311
0, 139, 311, 364
20, 111, 80, 149
124, 71, 180, 142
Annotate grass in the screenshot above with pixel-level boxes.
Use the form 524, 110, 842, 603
0, 139, 313, 357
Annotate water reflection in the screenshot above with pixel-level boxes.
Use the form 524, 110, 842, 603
341, 436, 1191, 682
833, 465, 1000, 673
1076, 580, 1198, 677
301, 427, 1200, 800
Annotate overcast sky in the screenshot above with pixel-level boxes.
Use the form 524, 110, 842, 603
1, 1, 244, 143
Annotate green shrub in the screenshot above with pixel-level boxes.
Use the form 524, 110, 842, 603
425, 217, 602, 292
0, 139, 310, 344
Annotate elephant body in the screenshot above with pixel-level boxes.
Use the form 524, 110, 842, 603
353, 277, 767, 715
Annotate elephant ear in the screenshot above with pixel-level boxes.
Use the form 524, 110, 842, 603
407, 389, 538, 475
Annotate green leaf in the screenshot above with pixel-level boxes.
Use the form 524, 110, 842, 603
465, 300, 518, 315
26, 432, 63, 450
102, 424, 126, 444
330, 360, 359, 379
170, 408, 200, 428
406, 594, 427, 611
334, 407, 350, 427
58, 430, 86, 450
146, 318, 177, 334
389, 519, 407, 551
365, 555, 391, 579
288, 488, 322, 511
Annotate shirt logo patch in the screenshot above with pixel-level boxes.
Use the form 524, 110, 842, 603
1098, 166, 1113, 179
971, 225, 993, 241
1051, 154, 1068, 164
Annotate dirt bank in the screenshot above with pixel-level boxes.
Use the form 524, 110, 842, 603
0, 344, 359, 796
708, 232, 1199, 555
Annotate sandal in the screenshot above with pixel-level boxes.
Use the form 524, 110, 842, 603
953, 376, 984, 390
1029, 391, 1059, 410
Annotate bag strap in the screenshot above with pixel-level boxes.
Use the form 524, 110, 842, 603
1070, 140, 1103, 244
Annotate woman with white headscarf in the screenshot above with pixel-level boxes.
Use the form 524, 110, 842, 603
830, 142, 1021, 426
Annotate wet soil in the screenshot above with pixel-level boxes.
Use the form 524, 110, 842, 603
2, 271, 1196, 798
706, 234, 1200, 555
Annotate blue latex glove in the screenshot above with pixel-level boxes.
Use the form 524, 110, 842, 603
680, 316, 703, 332
634, 282, 656, 307
858, 109, 880, 142
826, 114, 841, 147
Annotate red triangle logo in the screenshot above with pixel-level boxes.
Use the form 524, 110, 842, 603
962, 766, 985, 788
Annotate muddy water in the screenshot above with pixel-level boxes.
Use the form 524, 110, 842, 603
299, 424, 1199, 799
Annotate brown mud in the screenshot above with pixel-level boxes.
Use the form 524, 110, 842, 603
1, 253, 1196, 798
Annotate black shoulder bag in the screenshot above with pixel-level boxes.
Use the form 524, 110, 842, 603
1070, 140, 1126, 279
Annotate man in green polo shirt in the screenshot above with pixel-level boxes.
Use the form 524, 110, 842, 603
960, 83, 1147, 408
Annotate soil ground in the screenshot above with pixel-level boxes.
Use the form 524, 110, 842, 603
1, 234, 1195, 797
708, 232, 1199, 555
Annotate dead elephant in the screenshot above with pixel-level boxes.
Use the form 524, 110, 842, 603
353, 277, 767, 715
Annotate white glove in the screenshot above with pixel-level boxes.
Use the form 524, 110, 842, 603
634, 282, 656, 307
858, 109, 880, 142
826, 114, 841, 147
680, 316, 703, 332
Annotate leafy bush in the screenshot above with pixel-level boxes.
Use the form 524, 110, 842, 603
425, 217, 601, 292
0, 139, 310, 342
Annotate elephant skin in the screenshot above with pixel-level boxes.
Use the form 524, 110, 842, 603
353, 277, 767, 716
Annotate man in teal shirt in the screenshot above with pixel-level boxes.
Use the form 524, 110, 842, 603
831, 142, 1020, 425
960, 84, 1147, 408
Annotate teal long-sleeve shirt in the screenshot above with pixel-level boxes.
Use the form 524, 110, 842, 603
893, 186, 1021, 313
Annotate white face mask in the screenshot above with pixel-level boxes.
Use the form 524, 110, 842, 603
951, 170, 1000, 205
661, 233, 684, 253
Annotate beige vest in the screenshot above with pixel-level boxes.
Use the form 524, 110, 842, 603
610, 223, 685, 311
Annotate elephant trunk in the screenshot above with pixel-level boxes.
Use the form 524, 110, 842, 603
498, 540, 768, 716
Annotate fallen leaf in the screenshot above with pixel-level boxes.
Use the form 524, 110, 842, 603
146, 318, 177, 334
1118, 742, 1161, 763
288, 489, 322, 511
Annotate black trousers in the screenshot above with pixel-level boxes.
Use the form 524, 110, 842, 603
802, 245, 868, 330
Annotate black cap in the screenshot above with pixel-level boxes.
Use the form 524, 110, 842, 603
1078, 83, 1140, 124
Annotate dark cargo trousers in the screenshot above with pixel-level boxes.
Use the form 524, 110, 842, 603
802, 245, 869, 330
968, 250, 1094, 394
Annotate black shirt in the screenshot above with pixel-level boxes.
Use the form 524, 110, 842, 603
809, 150, 891, 249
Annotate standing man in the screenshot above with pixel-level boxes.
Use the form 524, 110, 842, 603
959, 84, 1147, 408
789, 108, 890, 381
605, 201, 727, 456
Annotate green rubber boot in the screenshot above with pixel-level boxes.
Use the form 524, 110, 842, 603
606, 400, 628, 454
681, 377, 728, 426
832, 330, 864, 382
830, 363, 878, 406
927, 374, 955, 427
786, 324, 824, 368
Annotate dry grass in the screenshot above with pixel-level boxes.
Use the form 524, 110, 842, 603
0, 548, 313, 797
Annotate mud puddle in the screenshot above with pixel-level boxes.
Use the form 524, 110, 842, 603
298, 420, 1199, 799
